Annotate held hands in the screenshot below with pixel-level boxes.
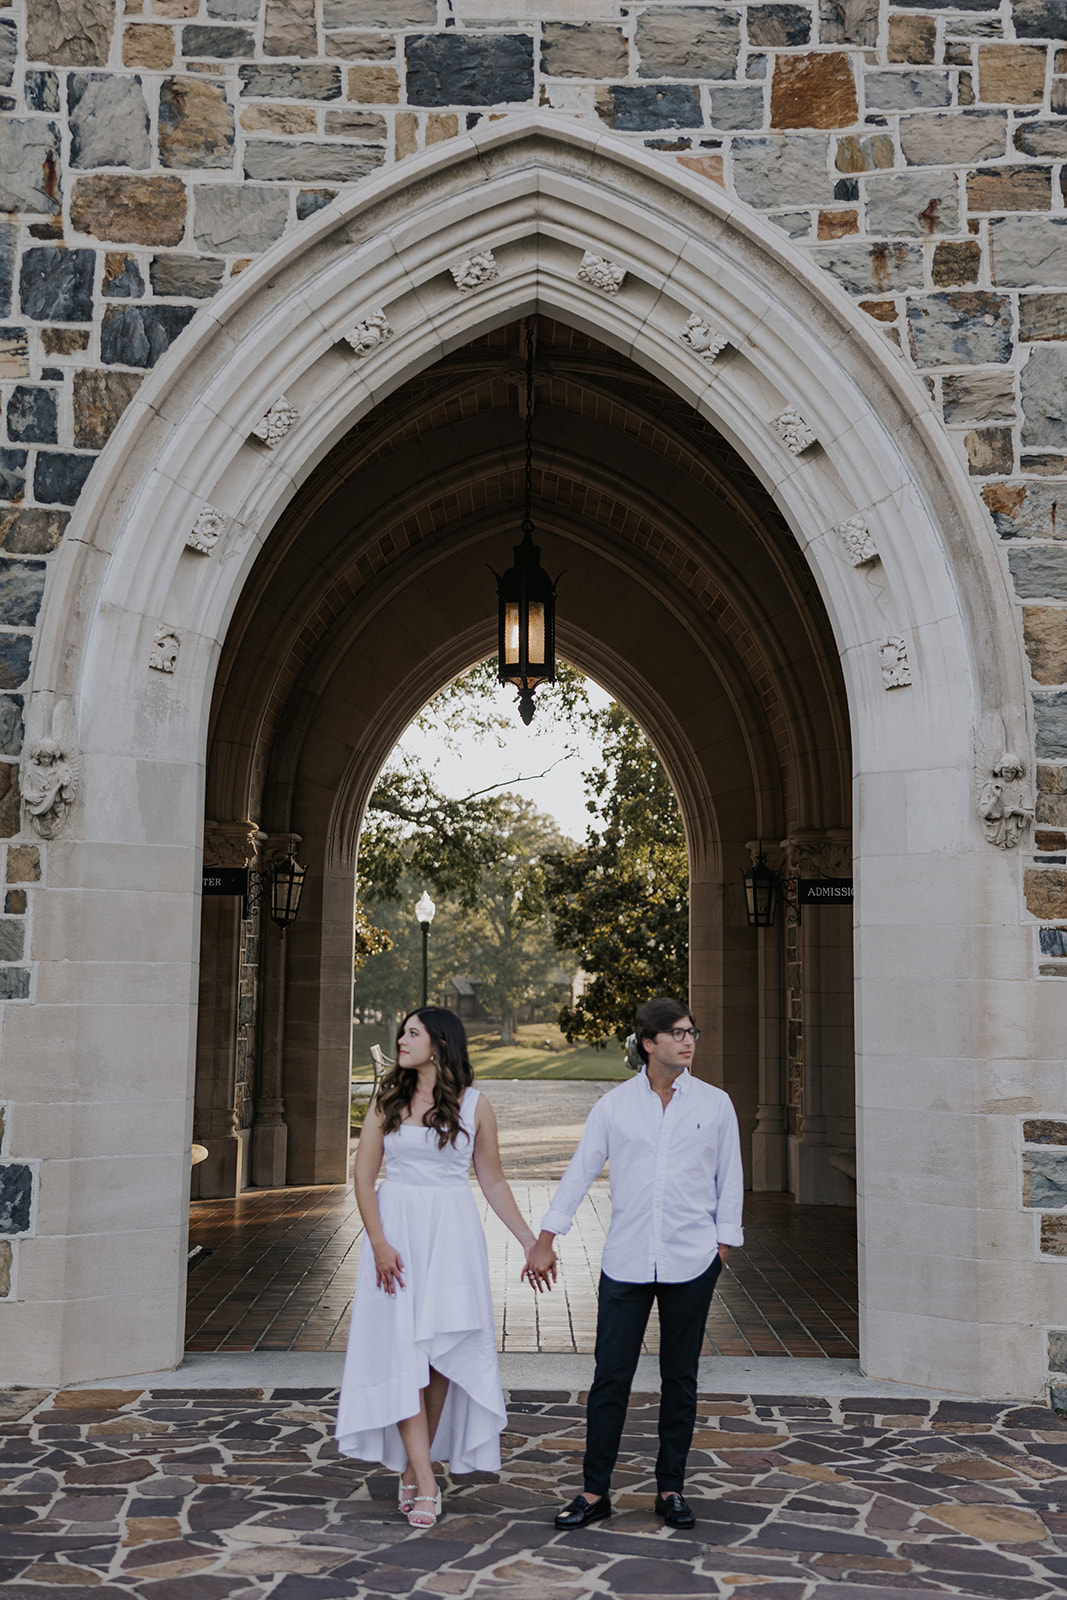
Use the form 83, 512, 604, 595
372, 1239, 405, 1295
521, 1232, 558, 1292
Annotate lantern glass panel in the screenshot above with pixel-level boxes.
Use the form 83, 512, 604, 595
505, 602, 521, 665
527, 601, 545, 667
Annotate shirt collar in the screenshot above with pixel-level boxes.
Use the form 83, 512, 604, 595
639, 1066, 691, 1096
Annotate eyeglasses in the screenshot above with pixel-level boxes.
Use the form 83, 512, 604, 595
666, 1027, 700, 1042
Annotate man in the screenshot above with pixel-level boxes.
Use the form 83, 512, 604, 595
527, 997, 743, 1531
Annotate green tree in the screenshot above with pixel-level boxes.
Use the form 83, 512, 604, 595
542, 703, 689, 1046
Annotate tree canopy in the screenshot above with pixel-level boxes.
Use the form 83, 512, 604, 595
542, 702, 689, 1046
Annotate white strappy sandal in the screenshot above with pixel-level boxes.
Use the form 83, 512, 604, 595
398, 1480, 418, 1513
406, 1488, 442, 1529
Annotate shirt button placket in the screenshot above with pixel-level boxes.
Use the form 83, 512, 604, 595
652, 1098, 671, 1278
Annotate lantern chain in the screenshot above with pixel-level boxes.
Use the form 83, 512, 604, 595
522, 318, 534, 538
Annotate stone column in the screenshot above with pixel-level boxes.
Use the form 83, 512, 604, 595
784, 831, 853, 1204
192, 821, 262, 1199
250, 834, 295, 1189
749, 843, 788, 1192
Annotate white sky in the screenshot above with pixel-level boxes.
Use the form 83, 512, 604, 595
393, 671, 614, 845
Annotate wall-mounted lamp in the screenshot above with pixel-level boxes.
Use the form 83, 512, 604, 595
270, 842, 307, 928
742, 849, 780, 928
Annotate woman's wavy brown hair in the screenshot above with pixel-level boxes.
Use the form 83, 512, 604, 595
377, 1006, 475, 1149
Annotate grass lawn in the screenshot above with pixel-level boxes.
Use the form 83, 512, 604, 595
352, 1021, 628, 1082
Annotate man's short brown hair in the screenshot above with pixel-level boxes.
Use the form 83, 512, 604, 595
634, 997, 695, 1063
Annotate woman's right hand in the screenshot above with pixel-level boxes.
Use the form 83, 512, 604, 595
372, 1240, 405, 1294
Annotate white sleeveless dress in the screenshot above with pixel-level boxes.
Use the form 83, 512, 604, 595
335, 1087, 507, 1473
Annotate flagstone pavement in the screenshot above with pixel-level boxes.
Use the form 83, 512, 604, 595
1, 1382, 1065, 1600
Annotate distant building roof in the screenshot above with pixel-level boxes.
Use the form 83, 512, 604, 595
445, 975, 478, 997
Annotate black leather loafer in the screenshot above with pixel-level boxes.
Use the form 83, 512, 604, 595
554, 1492, 612, 1529
654, 1490, 695, 1529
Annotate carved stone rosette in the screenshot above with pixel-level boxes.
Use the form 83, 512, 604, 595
773, 406, 818, 455
450, 251, 498, 292
343, 309, 393, 356
149, 627, 181, 674
186, 504, 226, 555
251, 395, 299, 448
879, 634, 912, 689
679, 312, 728, 363
577, 250, 625, 295
833, 515, 878, 567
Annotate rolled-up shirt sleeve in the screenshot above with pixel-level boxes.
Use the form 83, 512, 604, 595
540, 1097, 610, 1237
713, 1097, 745, 1247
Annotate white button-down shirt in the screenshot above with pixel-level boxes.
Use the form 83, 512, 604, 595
541, 1067, 744, 1284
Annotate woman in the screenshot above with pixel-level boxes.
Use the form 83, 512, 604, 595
336, 1007, 554, 1528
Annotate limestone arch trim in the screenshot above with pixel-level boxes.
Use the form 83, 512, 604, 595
32, 113, 1026, 801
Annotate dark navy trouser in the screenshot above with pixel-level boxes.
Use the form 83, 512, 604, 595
582, 1253, 723, 1495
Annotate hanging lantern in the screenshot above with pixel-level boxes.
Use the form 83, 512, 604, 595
493, 320, 557, 726
742, 851, 779, 928
271, 844, 307, 927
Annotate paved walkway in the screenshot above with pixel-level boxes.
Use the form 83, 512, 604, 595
187, 1083, 858, 1360
2, 1382, 1064, 1599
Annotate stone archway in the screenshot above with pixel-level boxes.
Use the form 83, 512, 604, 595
14, 116, 1046, 1398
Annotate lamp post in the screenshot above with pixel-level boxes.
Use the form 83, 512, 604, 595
415, 890, 436, 1007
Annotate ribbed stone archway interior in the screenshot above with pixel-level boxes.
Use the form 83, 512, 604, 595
195, 316, 854, 1234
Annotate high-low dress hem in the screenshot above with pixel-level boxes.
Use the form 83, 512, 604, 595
335, 1089, 507, 1475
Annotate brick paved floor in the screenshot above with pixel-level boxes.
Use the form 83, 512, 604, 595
2, 1383, 1064, 1600
187, 1085, 858, 1359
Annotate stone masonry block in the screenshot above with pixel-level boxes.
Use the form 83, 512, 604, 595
0, 971, 29, 1000
943, 371, 1015, 424
900, 110, 1006, 167
635, 8, 740, 79
968, 165, 1052, 213
1022, 345, 1067, 448
1009, 545, 1067, 596
984, 481, 1066, 544
1041, 1218, 1067, 1255
6, 846, 40, 883
19, 248, 94, 323
324, 0, 435, 22
346, 67, 399, 103
72, 370, 143, 449
1036, 693, 1067, 760
69, 74, 151, 171
1015, 122, 1067, 160
0, 450, 27, 503
1027, 1119, 1067, 1144
0, 121, 61, 216
820, 0, 878, 45
100, 305, 196, 370
709, 87, 765, 130
1024, 608, 1067, 684
33, 451, 96, 506
241, 104, 317, 134
209, 0, 260, 15
610, 85, 702, 131
322, 111, 387, 138
182, 25, 255, 58
0, 698, 19, 760
1012, 0, 1064, 37
7, 387, 58, 446
836, 133, 895, 173
0, 922, 24, 963
734, 133, 835, 209
4, 891, 27, 916
867, 174, 958, 238
978, 43, 1048, 103
405, 35, 534, 107
541, 24, 628, 79
748, 5, 811, 46
243, 143, 386, 182
0, 509, 69, 556
0, 563, 45, 629
889, 15, 937, 63
159, 77, 235, 170
264, 0, 318, 58
238, 64, 342, 100
149, 255, 225, 300
194, 185, 289, 253
1021, 294, 1067, 342
0, 1163, 32, 1234
0, 764, 19, 838
103, 254, 145, 300
123, 26, 176, 71
28, 0, 114, 67
992, 217, 1067, 288
933, 241, 982, 287
965, 427, 1014, 476
25, 72, 60, 114
907, 292, 1013, 368
865, 71, 952, 111
0, 640, 31, 691
771, 53, 857, 129
1023, 1148, 1067, 1206
0, 19, 15, 90
71, 175, 187, 247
